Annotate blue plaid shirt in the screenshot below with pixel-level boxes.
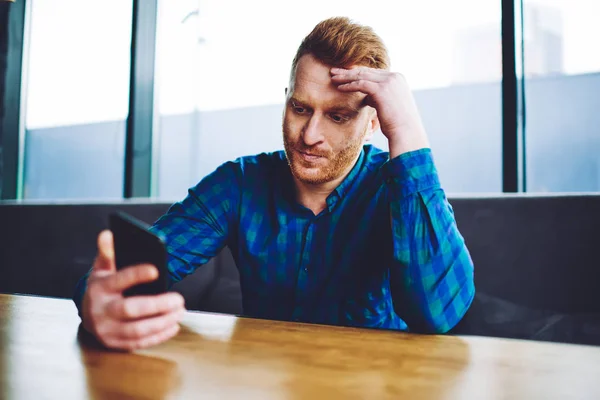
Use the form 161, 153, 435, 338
74, 145, 474, 332
142, 144, 474, 333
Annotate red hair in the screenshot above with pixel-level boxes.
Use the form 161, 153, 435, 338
291, 16, 390, 75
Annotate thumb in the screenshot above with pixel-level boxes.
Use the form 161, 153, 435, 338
93, 230, 116, 273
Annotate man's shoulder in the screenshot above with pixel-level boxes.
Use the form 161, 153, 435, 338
219, 150, 287, 181
228, 150, 286, 170
362, 144, 390, 170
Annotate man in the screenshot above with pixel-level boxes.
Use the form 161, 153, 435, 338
74, 17, 475, 350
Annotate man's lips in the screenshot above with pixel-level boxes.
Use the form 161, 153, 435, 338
297, 149, 325, 162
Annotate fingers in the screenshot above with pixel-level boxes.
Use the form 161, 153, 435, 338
330, 66, 387, 83
335, 79, 379, 95
118, 309, 185, 339
331, 67, 383, 96
133, 323, 180, 349
93, 230, 116, 273
107, 292, 185, 320
105, 264, 159, 293
105, 323, 181, 351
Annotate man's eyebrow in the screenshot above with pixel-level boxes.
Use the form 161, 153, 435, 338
328, 103, 361, 114
289, 97, 310, 107
289, 97, 362, 114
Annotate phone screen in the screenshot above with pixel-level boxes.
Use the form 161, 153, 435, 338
109, 211, 168, 297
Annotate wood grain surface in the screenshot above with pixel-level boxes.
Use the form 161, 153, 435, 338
1, 294, 599, 399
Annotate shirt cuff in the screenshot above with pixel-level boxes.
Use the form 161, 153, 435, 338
382, 148, 440, 199
73, 269, 91, 318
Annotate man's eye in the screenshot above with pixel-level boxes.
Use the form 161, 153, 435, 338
290, 102, 307, 114
330, 114, 347, 123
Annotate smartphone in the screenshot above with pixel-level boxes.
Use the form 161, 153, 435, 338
109, 211, 168, 297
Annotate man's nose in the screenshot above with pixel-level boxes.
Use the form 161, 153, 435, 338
302, 114, 325, 146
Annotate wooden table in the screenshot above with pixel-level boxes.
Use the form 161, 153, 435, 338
1, 294, 600, 399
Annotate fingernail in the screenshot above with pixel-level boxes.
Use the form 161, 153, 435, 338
173, 295, 184, 308
147, 266, 159, 278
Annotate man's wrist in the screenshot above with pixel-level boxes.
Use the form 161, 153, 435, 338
386, 126, 430, 159
383, 148, 440, 199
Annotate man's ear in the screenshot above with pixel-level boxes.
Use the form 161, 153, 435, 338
364, 108, 380, 142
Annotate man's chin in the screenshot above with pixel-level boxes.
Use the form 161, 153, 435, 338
290, 164, 328, 185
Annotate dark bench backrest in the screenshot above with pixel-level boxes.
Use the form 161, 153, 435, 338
452, 195, 600, 314
1, 194, 599, 344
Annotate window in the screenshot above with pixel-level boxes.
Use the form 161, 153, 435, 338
521, 0, 600, 192
22, 0, 133, 199
154, 0, 503, 199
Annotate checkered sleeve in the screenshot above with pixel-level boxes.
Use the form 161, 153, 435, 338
149, 161, 241, 287
71, 161, 240, 316
383, 148, 475, 333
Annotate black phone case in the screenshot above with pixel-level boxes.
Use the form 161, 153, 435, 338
109, 211, 168, 297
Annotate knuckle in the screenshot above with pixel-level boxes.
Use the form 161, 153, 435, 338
95, 323, 112, 342
140, 300, 156, 316
126, 323, 145, 338
88, 296, 108, 318
89, 305, 104, 323
122, 341, 138, 351
89, 285, 109, 302
135, 335, 153, 349
169, 313, 181, 326
103, 299, 117, 317
136, 339, 151, 349
128, 265, 153, 284
86, 309, 104, 334
170, 293, 185, 307
117, 269, 133, 286
128, 265, 143, 279
99, 337, 114, 349
119, 266, 135, 280
87, 282, 102, 298
121, 301, 135, 319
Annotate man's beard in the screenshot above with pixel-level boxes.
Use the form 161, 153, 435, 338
282, 122, 366, 185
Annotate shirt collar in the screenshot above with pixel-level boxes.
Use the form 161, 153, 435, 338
325, 147, 366, 212
277, 147, 368, 214
276, 153, 300, 212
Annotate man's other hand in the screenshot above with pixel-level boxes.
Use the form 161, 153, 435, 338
81, 230, 185, 350
331, 66, 430, 158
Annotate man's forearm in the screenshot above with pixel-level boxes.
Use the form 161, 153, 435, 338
385, 149, 475, 333
389, 191, 475, 333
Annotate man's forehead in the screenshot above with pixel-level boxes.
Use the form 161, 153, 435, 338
292, 55, 367, 108
294, 54, 333, 84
